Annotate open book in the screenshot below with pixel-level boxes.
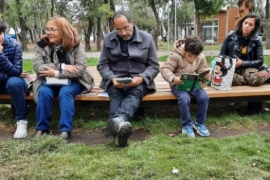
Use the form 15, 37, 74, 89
177, 69, 210, 91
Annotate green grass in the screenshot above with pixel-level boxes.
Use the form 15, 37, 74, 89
23, 53, 270, 71
23, 58, 98, 72
1, 110, 270, 179
1, 90, 270, 179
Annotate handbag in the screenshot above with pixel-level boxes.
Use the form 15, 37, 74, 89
210, 55, 236, 90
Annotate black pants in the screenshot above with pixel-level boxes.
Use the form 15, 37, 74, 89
107, 84, 149, 120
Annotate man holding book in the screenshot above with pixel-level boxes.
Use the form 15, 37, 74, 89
160, 36, 210, 138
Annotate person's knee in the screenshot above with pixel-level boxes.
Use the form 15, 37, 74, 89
178, 95, 190, 105
6, 77, 22, 90
38, 87, 53, 98
198, 95, 209, 103
247, 75, 264, 86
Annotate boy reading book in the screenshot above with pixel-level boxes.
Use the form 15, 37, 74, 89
160, 36, 210, 138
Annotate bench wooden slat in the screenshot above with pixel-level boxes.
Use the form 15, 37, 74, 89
1, 64, 270, 105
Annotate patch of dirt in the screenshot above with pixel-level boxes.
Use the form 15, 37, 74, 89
0, 124, 270, 146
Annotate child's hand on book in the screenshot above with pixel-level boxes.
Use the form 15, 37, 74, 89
205, 73, 210, 81
173, 77, 184, 85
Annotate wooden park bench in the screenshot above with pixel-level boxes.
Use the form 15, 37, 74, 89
0, 64, 270, 107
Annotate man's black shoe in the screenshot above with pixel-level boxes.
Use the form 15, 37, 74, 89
31, 130, 48, 141
59, 131, 71, 142
115, 122, 132, 148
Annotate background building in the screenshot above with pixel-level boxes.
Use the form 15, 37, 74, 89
204, 6, 239, 44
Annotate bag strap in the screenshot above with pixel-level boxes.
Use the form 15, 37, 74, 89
220, 56, 233, 70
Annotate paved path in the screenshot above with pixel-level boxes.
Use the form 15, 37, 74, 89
23, 49, 270, 59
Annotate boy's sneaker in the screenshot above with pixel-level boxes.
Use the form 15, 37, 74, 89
14, 120, 28, 139
101, 116, 125, 137
115, 122, 132, 148
182, 126, 195, 138
193, 122, 210, 137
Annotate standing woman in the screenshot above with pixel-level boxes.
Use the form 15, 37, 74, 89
220, 13, 269, 115
32, 17, 94, 141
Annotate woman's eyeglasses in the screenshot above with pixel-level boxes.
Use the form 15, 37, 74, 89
45, 28, 58, 34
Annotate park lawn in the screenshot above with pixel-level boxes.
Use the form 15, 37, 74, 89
22, 55, 270, 71
0, 131, 270, 179
0, 104, 270, 180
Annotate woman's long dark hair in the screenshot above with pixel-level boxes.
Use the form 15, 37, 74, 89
235, 13, 261, 37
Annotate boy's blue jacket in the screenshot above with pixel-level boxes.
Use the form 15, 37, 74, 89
0, 34, 22, 84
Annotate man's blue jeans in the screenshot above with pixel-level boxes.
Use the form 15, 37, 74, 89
36, 81, 84, 132
107, 84, 148, 120
0, 77, 27, 121
171, 85, 209, 127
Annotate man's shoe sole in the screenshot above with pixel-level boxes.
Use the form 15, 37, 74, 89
102, 118, 123, 137
115, 122, 132, 148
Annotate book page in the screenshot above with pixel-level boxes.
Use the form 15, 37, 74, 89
45, 77, 70, 85
97, 91, 109, 97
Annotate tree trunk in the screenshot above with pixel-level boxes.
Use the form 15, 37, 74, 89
16, 0, 28, 51
194, 9, 203, 40
85, 19, 93, 52
266, 0, 270, 49
51, 0, 54, 17
104, 0, 115, 32
96, 16, 102, 51
149, 0, 160, 50
0, 0, 5, 22
29, 29, 34, 43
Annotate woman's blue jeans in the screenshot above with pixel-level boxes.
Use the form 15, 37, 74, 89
171, 85, 209, 127
36, 81, 84, 132
0, 77, 27, 121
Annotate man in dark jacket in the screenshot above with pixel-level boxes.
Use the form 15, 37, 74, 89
0, 21, 28, 138
97, 10, 160, 147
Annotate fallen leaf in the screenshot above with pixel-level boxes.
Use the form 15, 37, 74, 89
172, 167, 179, 174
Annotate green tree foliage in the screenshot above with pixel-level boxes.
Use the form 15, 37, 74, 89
188, 0, 223, 39
177, 1, 194, 38
129, 0, 155, 31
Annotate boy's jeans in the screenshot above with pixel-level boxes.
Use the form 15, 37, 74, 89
171, 85, 209, 127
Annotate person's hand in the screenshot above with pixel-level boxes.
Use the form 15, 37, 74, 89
112, 78, 126, 89
39, 66, 56, 77
64, 64, 79, 74
128, 77, 143, 87
205, 73, 210, 81
0, 36, 3, 52
20, 72, 28, 78
235, 58, 243, 68
112, 77, 144, 88
172, 76, 183, 85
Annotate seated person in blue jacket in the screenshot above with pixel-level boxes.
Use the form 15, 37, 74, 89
160, 36, 210, 138
220, 13, 269, 115
97, 10, 160, 147
0, 21, 28, 139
